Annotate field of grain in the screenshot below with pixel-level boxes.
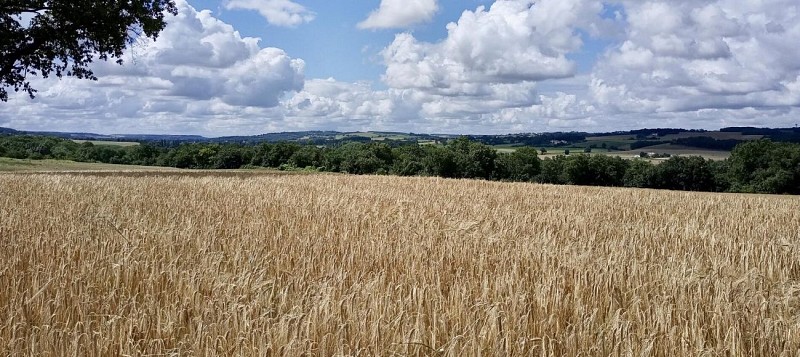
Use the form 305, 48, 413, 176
1, 172, 799, 356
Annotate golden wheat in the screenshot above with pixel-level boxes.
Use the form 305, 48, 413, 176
1, 172, 799, 356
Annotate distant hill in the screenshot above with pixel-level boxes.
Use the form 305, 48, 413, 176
2, 126, 799, 151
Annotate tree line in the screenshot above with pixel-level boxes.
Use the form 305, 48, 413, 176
1, 135, 799, 194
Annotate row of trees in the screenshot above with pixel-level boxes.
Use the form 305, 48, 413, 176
1, 135, 798, 194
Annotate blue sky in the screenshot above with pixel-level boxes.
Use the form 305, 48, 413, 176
1, 0, 799, 136
189, 0, 498, 83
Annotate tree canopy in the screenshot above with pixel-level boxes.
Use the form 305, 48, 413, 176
0, 0, 177, 101
2, 133, 799, 194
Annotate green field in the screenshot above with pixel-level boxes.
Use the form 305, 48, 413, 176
658, 132, 763, 141
332, 132, 415, 141
610, 144, 732, 160
495, 145, 611, 155
0, 158, 323, 176
585, 134, 637, 141
0, 157, 174, 172
493, 144, 729, 160
72, 139, 140, 147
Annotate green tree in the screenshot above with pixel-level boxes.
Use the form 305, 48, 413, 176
252, 142, 300, 168
446, 137, 497, 179
537, 155, 568, 184
161, 143, 206, 168
391, 144, 427, 176
422, 145, 457, 178
623, 160, 654, 188
586, 155, 629, 186
649, 156, 718, 192
125, 143, 162, 166
334, 142, 392, 175
1, 0, 177, 101
500, 147, 541, 181
85, 145, 127, 164
728, 140, 800, 194
289, 145, 322, 169
564, 154, 592, 185
211, 145, 249, 169
75, 141, 96, 162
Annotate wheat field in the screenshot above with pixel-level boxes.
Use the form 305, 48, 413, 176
1, 172, 799, 356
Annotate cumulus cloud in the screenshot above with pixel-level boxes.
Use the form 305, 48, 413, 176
591, 0, 800, 115
224, 0, 315, 27
4, 0, 800, 136
359, 0, 606, 132
0, 0, 305, 135
288, 79, 392, 118
277, 0, 613, 134
381, 0, 603, 92
358, 0, 439, 30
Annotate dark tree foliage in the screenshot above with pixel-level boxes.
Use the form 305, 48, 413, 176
289, 145, 323, 169
212, 145, 250, 169
647, 156, 719, 192
586, 155, 629, 187
623, 160, 655, 188
334, 142, 392, 175
0, 0, 177, 101
446, 137, 498, 179
422, 145, 457, 178
537, 155, 568, 184
251, 142, 300, 168
2, 134, 800, 194
124, 143, 163, 166
727, 140, 800, 194
391, 145, 428, 176
630, 140, 669, 150
560, 154, 629, 187
496, 147, 541, 182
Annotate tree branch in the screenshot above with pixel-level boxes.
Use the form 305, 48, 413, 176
3, 7, 52, 13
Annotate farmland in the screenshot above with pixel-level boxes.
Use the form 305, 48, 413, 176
611, 144, 732, 160
72, 140, 141, 147
1, 172, 799, 355
0, 157, 178, 172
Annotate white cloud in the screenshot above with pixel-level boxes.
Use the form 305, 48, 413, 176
358, 0, 439, 30
3, 0, 800, 136
0, 0, 305, 135
106, 0, 307, 107
381, 0, 603, 93
224, 0, 315, 27
359, 0, 607, 132
591, 0, 800, 115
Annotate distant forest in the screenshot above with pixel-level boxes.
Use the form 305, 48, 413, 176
2, 133, 799, 195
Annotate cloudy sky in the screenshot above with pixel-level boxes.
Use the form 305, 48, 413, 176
1, 0, 799, 136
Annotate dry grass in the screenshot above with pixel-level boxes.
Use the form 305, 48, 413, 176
1, 172, 799, 356
0, 157, 179, 172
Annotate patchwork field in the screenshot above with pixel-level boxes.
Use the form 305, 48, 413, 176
72, 140, 141, 147
611, 144, 733, 160
1, 172, 799, 355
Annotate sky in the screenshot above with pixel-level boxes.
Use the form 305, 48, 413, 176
1, 0, 799, 136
